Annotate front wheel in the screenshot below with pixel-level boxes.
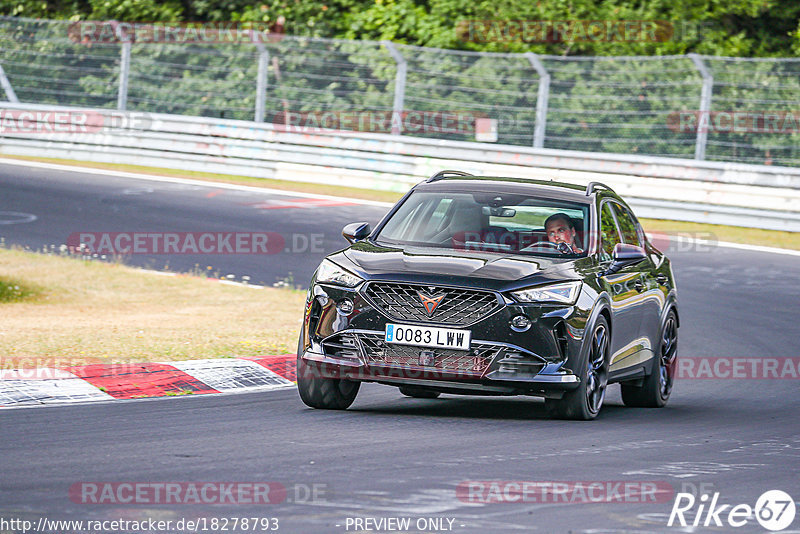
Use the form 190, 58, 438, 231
545, 316, 610, 420
621, 309, 677, 408
296, 331, 360, 410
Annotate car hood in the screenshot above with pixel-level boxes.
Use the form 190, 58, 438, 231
335, 241, 580, 290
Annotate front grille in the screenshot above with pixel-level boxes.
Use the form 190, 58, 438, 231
363, 282, 501, 326
357, 332, 501, 375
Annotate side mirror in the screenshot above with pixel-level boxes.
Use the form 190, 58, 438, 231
604, 243, 646, 276
342, 222, 371, 244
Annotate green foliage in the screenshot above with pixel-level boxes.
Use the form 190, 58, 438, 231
794, 20, 800, 55
1, 0, 798, 57
341, 0, 799, 57
86, 0, 183, 21
342, 0, 440, 43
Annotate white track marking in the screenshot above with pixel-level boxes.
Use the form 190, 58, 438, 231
0, 211, 37, 225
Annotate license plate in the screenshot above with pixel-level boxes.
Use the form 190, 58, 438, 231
385, 323, 471, 351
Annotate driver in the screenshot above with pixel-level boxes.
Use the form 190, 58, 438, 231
544, 213, 583, 253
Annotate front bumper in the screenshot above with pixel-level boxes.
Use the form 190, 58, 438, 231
300, 280, 588, 396
300, 330, 580, 396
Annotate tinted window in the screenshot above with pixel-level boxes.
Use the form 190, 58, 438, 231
600, 203, 621, 261
612, 203, 642, 247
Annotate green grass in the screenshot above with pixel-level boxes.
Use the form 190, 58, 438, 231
0, 277, 41, 303
3, 154, 798, 250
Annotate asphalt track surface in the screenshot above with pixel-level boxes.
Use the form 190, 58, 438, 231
1, 161, 800, 533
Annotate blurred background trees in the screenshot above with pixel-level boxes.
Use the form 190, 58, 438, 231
1, 0, 798, 57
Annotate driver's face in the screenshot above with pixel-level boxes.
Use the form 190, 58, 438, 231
546, 220, 576, 245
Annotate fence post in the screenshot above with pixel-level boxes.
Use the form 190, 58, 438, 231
0, 64, 19, 103
254, 37, 269, 123
382, 40, 406, 135
689, 53, 713, 161
115, 22, 131, 111
525, 52, 550, 149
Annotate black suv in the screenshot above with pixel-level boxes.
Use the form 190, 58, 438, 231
297, 171, 679, 420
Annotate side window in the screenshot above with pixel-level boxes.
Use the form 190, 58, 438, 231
612, 203, 642, 247
600, 203, 621, 262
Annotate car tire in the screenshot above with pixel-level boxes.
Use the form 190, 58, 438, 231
545, 315, 610, 421
296, 329, 360, 410
621, 309, 677, 408
399, 386, 441, 399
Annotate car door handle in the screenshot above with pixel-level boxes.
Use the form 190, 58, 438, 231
656, 274, 669, 285
634, 279, 646, 292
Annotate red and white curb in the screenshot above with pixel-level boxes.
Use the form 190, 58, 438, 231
0, 355, 297, 408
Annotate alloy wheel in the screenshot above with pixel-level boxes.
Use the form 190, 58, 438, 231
586, 324, 609, 414
659, 315, 678, 398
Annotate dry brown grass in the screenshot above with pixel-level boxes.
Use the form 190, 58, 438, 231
0, 248, 305, 367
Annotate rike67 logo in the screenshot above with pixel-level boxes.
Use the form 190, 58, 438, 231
668, 490, 796, 531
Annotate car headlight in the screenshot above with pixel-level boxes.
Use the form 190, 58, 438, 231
511, 281, 581, 304
314, 259, 363, 288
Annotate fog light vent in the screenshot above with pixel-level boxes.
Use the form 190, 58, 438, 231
494, 351, 545, 376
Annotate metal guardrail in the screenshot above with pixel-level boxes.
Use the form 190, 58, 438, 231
1, 102, 799, 231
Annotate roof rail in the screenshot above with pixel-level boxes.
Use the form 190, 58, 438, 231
585, 181, 613, 196
426, 170, 473, 182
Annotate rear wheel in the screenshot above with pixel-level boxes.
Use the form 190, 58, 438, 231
399, 386, 441, 399
545, 316, 609, 420
296, 330, 360, 410
621, 310, 677, 408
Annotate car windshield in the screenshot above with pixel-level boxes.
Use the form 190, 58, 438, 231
376, 190, 590, 257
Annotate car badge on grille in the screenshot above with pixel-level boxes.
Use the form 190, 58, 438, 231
417, 290, 445, 315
